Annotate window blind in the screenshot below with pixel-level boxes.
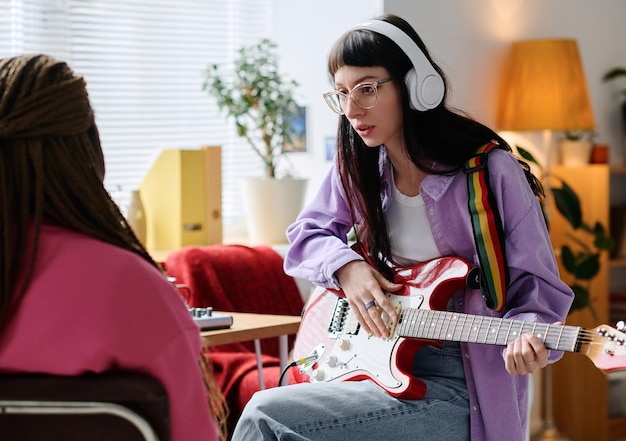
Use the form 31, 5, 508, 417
0, 0, 271, 228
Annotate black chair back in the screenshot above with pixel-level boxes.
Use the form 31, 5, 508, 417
0, 372, 170, 441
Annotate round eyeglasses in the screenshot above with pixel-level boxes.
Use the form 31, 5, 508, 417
323, 78, 392, 115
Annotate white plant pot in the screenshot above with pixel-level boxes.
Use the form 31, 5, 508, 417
241, 177, 307, 245
559, 139, 592, 166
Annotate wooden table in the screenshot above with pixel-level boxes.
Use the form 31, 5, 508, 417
200, 311, 301, 387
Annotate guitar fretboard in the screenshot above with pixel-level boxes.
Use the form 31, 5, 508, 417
397, 308, 583, 353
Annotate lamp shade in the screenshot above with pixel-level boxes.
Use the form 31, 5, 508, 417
497, 39, 595, 131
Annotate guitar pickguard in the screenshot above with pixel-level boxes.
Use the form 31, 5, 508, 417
298, 292, 426, 395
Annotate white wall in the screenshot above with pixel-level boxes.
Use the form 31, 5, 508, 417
274, 0, 626, 202
271, 0, 384, 202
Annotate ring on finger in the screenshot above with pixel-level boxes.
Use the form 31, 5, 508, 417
364, 301, 376, 310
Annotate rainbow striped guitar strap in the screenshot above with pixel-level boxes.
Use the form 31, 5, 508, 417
464, 142, 509, 312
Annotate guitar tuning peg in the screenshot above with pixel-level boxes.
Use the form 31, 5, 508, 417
616, 320, 625, 331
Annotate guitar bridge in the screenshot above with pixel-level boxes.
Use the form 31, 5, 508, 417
328, 298, 360, 338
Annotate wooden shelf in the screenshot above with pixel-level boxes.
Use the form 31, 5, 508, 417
610, 257, 626, 268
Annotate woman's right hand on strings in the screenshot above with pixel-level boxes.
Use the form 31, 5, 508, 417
335, 260, 402, 338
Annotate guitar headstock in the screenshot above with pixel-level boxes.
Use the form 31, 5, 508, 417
583, 322, 626, 372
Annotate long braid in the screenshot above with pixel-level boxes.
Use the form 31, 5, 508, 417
0, 54, 159, 330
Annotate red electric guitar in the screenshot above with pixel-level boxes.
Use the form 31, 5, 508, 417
292, 256, 626, 400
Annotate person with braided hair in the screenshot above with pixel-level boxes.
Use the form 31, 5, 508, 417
0, 54, 220, 441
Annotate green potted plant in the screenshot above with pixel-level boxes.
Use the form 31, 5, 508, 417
202, 38, 307, 244
202, 38, 300, 179
517, 146, 614, 316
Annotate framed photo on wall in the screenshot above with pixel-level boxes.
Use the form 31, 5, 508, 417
325, 136, 336, 161
283, 105, 307, 153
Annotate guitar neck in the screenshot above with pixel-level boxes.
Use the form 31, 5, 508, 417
397, 308, 583, 353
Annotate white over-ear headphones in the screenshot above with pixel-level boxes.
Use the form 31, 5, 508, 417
349, 20, 444, 111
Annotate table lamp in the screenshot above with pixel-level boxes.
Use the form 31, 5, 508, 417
497, 39, 595, 441
497, 39, 595, 168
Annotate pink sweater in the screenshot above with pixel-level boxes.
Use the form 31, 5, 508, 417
0, 224, 218, 441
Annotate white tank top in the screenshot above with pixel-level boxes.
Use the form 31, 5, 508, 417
387, 175, 440, 266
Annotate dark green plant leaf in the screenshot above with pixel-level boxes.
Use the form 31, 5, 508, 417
516, 145, 540, 167
569, 284, 590, 313
595, 234, 616, 252
603, 67, 626, 82
592, 221, 606, 235
561, 245, 576, 274
551, 180, 582, 229
572, 253, 600, 280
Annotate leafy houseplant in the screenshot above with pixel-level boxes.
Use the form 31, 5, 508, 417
517, 146, 614, 316
202, 39, 306, 244
563, 130, 594, 142
202, 38, 300, 179
603, 67, 626, 99
602, 66, 626, 131
559, 130, 595, 166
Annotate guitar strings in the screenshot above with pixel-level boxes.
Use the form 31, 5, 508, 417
395, 308, 618, 352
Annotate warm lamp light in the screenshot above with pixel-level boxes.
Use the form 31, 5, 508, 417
497, 39, 595, 132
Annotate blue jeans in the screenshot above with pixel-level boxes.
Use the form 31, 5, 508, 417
231, 342, 469, 441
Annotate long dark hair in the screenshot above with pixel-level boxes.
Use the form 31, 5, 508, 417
0, 54, 159, 330
328, 14, 542, 278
